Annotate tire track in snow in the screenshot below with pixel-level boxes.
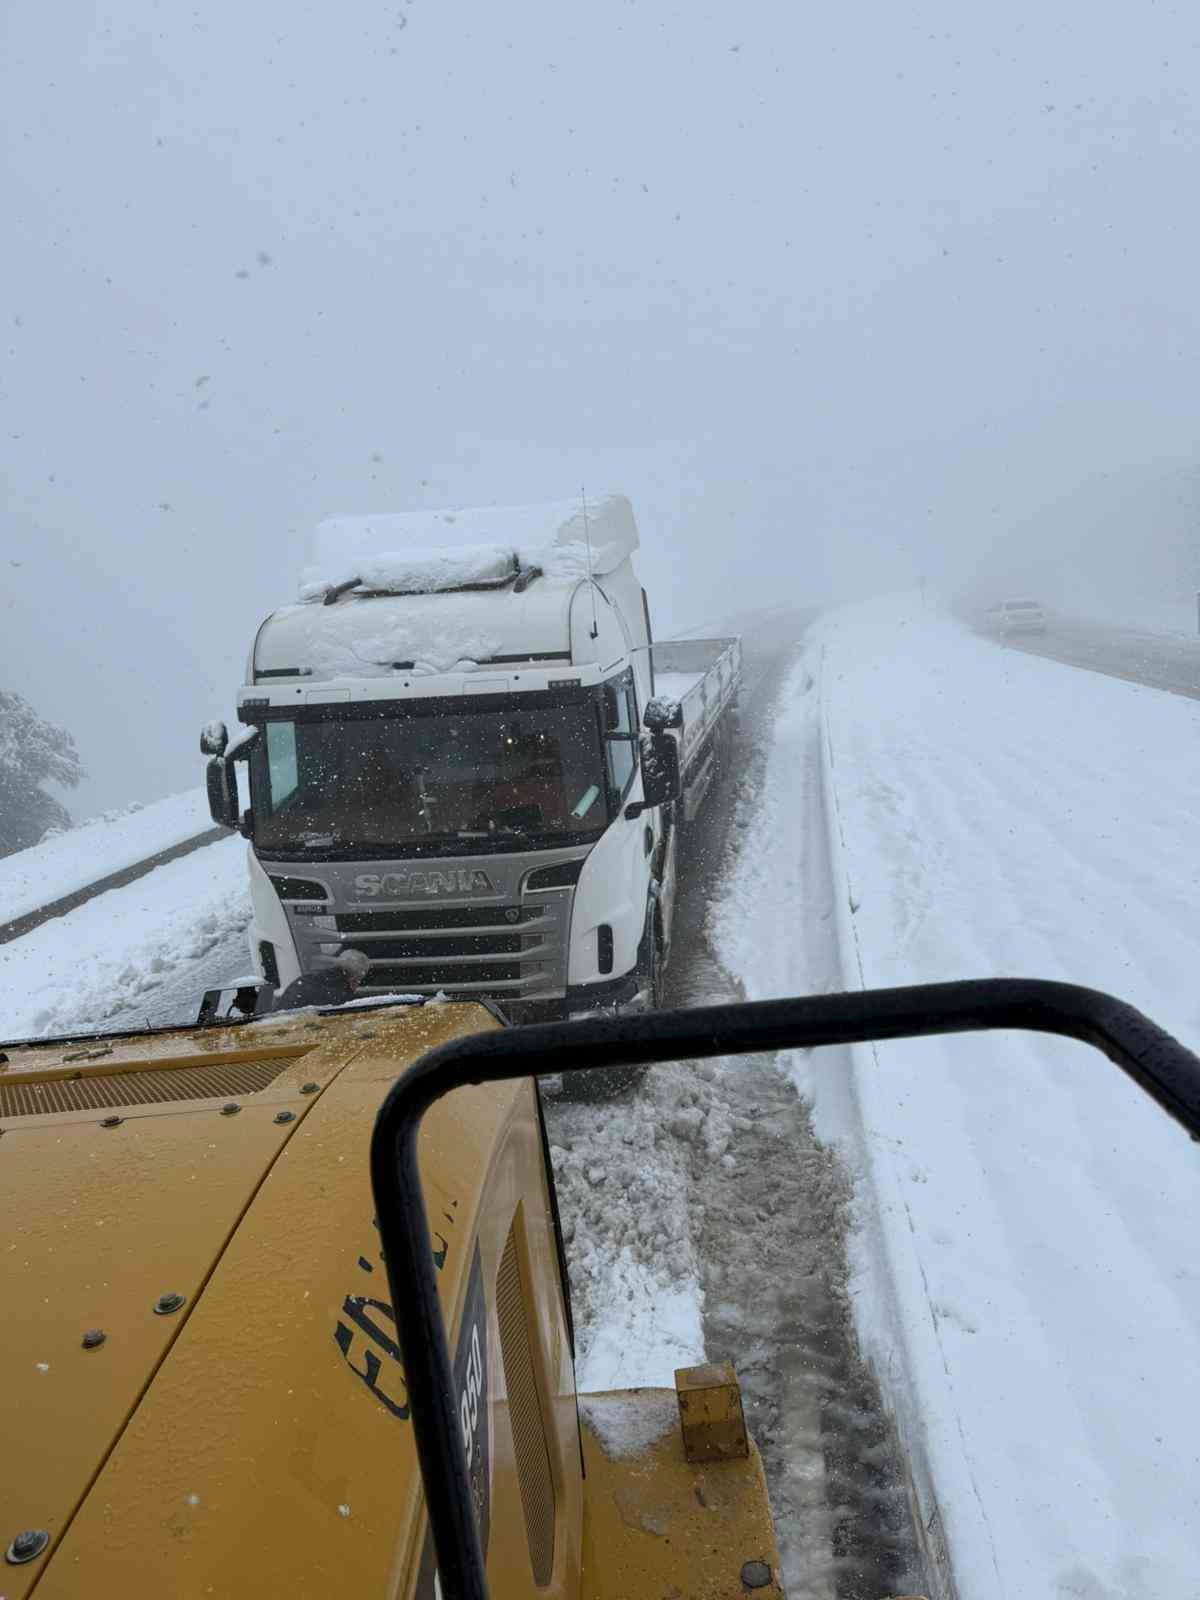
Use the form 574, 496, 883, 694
699, 644, 928, 1600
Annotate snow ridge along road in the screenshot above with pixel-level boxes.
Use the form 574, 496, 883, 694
0, 834, 252, 1039
0, 824, 227, 946
760, 594, 1200, 1600
0, 788, 223, 934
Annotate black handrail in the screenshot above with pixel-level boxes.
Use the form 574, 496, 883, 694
369, 978, 1200, 1600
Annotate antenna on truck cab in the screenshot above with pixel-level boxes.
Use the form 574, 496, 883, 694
581, 486, 599, 639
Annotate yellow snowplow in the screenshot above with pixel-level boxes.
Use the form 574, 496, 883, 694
0, 997, 780, 1600
2, 978, 1198, 1599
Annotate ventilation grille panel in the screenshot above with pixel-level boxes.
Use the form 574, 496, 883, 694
0, 1057, 292, 1119
496, 1222, 556, 1587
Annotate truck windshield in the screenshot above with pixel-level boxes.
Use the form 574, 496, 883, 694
249, 701, 607, 855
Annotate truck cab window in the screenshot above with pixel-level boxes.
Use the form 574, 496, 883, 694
249, 700, 610, 855
604, 676, 638, 799
266, 723, 299, 812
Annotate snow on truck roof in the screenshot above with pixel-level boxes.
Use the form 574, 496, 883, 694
255, 583, 577, 679
301, 494, 638, 598
253, 496, 639, 682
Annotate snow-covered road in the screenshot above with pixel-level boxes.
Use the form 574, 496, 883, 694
0, 834, 252, 1038
715, 594, 1200, 1599
1000, 610, 1200, 701
0, 789, 218, 931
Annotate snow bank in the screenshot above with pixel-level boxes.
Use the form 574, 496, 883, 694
546, 1064, 711, 1394
301, 494, 637, 598
578, 1391, 678, 1459
0, 834, 251, 1039
0, 788, 214, 927
717, 592, 1200, 1599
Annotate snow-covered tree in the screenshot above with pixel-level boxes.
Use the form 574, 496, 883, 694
0, 690, 82, 857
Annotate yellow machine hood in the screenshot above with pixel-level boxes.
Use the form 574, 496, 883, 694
0, 1002, 504, 1600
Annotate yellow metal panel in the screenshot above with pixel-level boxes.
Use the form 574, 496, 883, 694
579, 1390, 783, 1600
0, 1003, 408, 1083
0, 1022, 369, 1134
0, 1100, 309, 1600
0, 1041, 311, 1090
31, 1002, 546, 1600
2, 1000, 589, 1600
0, 1017, 317, 1078
0, 1008, 393, 1596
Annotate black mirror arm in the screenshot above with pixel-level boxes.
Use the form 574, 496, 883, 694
370, 978, 1200, 1600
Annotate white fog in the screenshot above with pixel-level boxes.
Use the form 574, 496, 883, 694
5, 0, 1200, 813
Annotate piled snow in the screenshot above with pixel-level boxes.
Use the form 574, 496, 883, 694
336, 992, 425, 1011
301, 494, 637, 597
714, 592, 1200, 1599
354, 545, 514, 594
0, 835, 251, 1038
578, 1391, 678, 1459
0, 789, 214, 927
299, 602, 507, 679
546, 1062, 721, 1392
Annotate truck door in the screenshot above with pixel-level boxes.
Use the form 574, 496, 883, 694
603, 674, 666, 973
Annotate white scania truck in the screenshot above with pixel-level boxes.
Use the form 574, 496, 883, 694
202, 496, 740, 1020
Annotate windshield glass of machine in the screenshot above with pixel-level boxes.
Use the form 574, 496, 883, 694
251, 703, 606, 853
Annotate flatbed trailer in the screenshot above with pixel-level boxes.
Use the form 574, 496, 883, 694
651, 636, 741, 823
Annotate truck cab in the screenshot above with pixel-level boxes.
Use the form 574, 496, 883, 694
203, 498, 733, 1021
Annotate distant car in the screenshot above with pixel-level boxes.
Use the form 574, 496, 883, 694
988, 599, 1046, 635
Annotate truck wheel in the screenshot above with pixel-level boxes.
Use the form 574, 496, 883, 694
634, 915, 664, 1013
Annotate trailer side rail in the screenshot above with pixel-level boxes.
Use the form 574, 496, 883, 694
652, 636, 741, 776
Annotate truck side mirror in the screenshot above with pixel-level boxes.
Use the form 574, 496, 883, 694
626, 730, 681, 818
644, 696, 683, 732
205, 725, 260, 832
206, 757, 240, 829
200, 720, 229, 757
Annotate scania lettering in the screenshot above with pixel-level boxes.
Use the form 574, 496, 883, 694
202, 495, 741, 1021
355, 870, 497, 898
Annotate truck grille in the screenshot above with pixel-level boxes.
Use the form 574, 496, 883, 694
368, 960, 523, 987
327, 896, 571, 999
337, 905, 543, 933
352, 934, 523, 959
287, 855, 584, 1001
341, 904, 545, 989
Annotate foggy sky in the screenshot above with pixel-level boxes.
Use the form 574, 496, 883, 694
4, 0, 1200, 817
